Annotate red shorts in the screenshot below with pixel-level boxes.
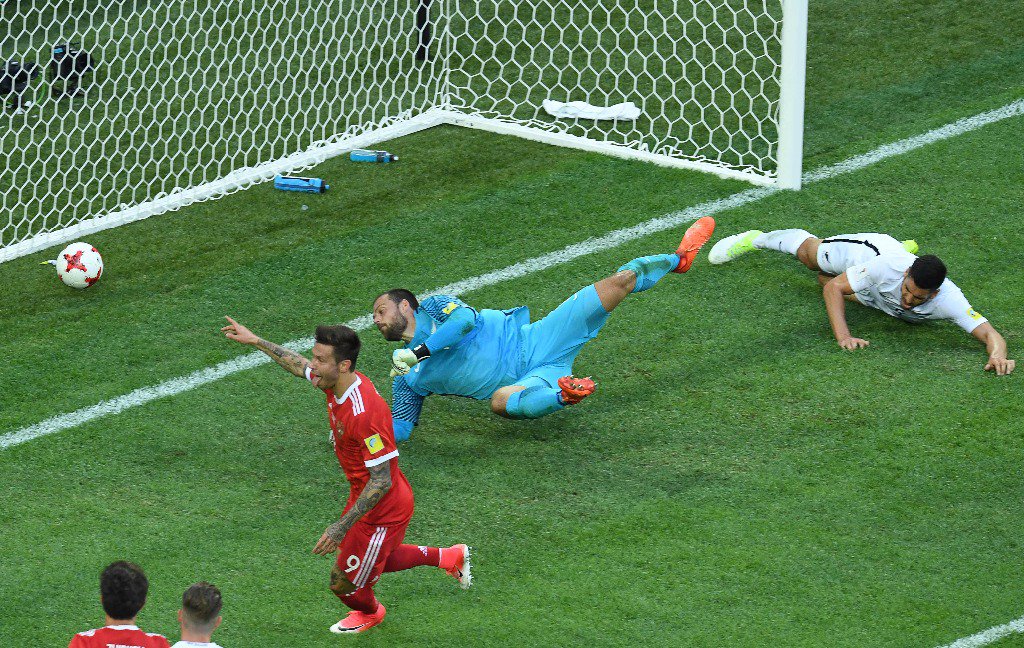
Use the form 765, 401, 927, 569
336, 518, 410, 591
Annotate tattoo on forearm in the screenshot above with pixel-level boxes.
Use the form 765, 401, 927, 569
256, 338, 309, 377
329, 566, 344, 588
332, 464, 392, 537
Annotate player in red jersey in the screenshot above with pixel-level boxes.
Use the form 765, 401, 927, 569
69, 561, 171, 648
223, 318, 471, 634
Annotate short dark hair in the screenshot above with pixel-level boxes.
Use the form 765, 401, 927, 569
314, 324, 361, 369
909, 254, 946, 290
376, 288, 419, 311
182, 582, 223, 631
100, 561, 149, 620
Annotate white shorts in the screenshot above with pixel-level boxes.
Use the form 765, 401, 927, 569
816, 233, 905, 275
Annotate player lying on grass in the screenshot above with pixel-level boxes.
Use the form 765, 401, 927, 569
708, 228, 1015, 375
371, 217, 716, 441
221, 320, 471, 634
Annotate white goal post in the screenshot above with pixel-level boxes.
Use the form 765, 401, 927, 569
0, 0, 806, 263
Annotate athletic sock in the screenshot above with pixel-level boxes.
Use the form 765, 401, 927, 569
504, 386, 565, 419
618, 252, 681, 293
753, 229, 814, 255
383, 545, 441, 572
338, 585, 379, 614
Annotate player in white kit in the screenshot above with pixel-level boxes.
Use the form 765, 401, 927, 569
708, 228, 1015, 375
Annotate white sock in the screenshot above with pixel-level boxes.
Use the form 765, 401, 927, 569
753, 229, 815, 256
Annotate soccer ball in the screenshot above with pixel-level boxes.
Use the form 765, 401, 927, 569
55, 242, 104, 289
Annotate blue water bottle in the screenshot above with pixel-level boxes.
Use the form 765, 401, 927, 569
350, 149, 399, 163
274, 175, 330, 193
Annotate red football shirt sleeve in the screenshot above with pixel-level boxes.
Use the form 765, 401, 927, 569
68, 634, 84, 648
358, 409, 399, 468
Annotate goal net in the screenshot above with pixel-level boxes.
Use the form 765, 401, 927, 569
0, 0, 805, 263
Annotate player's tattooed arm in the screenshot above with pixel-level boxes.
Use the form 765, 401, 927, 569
338, 462, 393, 530
255, 337, 310, 378
222, 315, 310, 378
313, 462, 393, 555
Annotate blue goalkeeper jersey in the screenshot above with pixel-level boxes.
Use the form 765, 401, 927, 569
391, 295, 530, 436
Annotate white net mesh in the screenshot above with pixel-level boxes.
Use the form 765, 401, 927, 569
1, 0, 789, 262
1, 0, 446, 258
446, 1, 782, 173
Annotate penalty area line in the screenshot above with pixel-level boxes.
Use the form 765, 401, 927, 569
2, 97, 1023, 451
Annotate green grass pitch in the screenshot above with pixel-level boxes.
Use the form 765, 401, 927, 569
1, 1, 1023, 646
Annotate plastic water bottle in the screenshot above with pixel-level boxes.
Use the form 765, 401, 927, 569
350, 149, 398, 163
274, 175, 330, 193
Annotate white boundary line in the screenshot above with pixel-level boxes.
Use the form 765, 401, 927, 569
1, 97, 1022, 453
1, 100, 1023, 648
935, 615, 1024, 648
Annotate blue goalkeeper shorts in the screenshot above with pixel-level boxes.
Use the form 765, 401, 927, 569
514, 284, 610, 389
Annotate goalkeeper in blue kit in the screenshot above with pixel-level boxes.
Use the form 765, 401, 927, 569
371, 217, 715, 441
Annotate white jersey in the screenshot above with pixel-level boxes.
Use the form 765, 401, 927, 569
844, 250, 987, 333
815, 233, 908, 276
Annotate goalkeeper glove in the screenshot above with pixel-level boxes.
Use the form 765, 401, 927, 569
391, 345, 430, 377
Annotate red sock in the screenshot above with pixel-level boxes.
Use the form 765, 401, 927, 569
383, 544, 441, 572
337, 584, 379, 614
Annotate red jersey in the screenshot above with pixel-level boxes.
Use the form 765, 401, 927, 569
307, 369, 413, 525
69, 625, 170, 648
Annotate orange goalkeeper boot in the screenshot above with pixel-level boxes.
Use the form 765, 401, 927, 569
557, 376, 596, 405
673, 216, 716, 273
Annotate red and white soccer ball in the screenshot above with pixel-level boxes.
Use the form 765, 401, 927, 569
55, 241, 104, 289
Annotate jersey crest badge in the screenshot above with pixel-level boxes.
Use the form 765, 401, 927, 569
967, 307, 982, 320
364, 433, 385, 454
442, 301, 459, 315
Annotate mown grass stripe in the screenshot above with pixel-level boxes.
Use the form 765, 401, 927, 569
2, 97, 1022, 451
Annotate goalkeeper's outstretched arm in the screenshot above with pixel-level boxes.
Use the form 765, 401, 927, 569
421, 305, 476, 353
391, 299, 477, 376
222, 316, 310, 378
